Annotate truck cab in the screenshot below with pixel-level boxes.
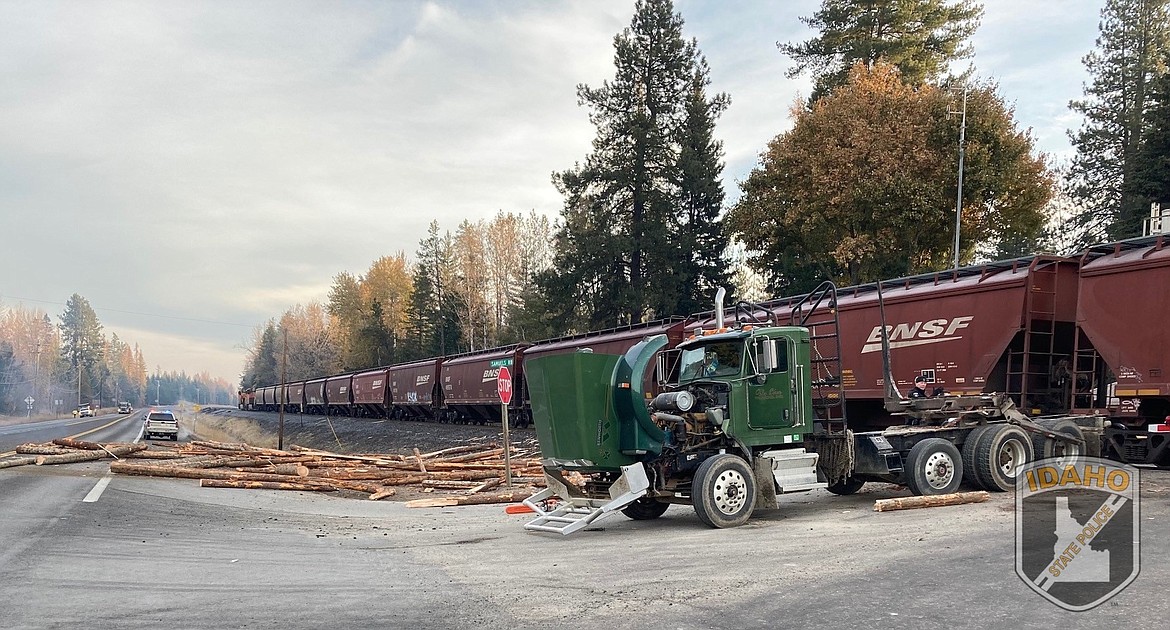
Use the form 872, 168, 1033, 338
660, 327, 814, 448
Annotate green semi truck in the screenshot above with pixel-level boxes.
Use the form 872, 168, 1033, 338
522, 284, 1098, 535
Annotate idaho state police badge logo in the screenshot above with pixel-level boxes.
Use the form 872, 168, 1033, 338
1015, 457, 1141, 611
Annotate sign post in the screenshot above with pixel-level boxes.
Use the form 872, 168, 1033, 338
24, 396, 34, 418
497, 366, 513, 488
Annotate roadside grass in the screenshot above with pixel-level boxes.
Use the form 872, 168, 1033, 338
183, 414, 277, 448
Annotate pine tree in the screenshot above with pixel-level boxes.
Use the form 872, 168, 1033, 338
781, 0, 984, 100
672, 59, 732, 315
548, 0, 729, 328
1068, 0, 1170, 241
58, 294, 104, 405
1132, 49, 1170, 209
403, 221, 463, 359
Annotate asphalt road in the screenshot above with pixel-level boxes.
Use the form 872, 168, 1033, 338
0, 411, 144, 456
0, 421, 1166, 629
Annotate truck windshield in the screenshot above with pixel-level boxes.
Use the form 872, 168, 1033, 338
678, 341, 743, 380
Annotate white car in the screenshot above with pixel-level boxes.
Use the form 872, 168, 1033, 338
75, 404, 94, 418
143, 410, 179, 441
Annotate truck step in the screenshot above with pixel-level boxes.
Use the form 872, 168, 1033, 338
523, 463, 650, 536
761, 448, 826, 493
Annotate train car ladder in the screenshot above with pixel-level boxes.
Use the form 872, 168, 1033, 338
1007, 261, 1061, 413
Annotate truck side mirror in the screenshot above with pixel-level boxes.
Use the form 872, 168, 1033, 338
656, 353, 666, 385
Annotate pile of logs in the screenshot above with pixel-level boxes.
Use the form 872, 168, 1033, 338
1, 438, 543, 504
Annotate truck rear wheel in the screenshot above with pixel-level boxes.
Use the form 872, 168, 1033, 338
961, 425, 995, 489
974, 425, 1032, 491
621, 497, 670, 520
1032, 419, 1084, 465
904, 438, 963, 496
692, 454, 756, 528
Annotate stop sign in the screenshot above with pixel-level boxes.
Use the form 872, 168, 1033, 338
497, 366, 513, 404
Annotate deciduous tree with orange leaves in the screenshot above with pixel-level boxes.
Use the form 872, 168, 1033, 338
727, 62, 1051, 293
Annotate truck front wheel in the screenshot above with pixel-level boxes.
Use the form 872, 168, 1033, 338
904, 438, 963, 496
621, 497, 670, 520
692, 454, 756, 528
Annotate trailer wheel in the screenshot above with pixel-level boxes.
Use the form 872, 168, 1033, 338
904, 438, 963, 496
621, 497, 670, 520
1032, 419, 1084, 466
974, 425, 1032, 492
826, 476, 865, 495
961, 425, 995, 490
692, 454, 756, 528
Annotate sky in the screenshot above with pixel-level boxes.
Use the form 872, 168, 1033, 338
0, 0, 1104, 383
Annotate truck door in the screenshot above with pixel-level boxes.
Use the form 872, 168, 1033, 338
746, 337, 795, 430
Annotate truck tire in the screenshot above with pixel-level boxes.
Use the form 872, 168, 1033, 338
904, 438, 964, 496
621, 497, 670, 520
692, 454, 756, 528
826, 476, 866, 495
1032, 419, 1084, 465
974, 425, 1032, 492
961, 425, 995, 490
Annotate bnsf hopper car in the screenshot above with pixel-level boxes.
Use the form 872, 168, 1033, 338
389, 359, 441, 420
305, 378, 327, 415
352, 368, 391, 418
286, 382, 306, 413
1076, 235, 1170, 465
442, 345, 531, 426
754, 255, 1082, 430
325, 374, 353, 416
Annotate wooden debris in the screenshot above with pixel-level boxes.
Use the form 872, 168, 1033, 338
0, 456, 37, 469
200, 479, 335, 492
413, 447, 427, 473
873, 491, 990, 512
405, 491, 533, 509
17, 444, 76, 456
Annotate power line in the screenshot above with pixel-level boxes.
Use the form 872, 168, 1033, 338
0, 294, 255, 329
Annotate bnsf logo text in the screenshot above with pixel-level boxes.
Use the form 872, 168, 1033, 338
415, 374, 430, 386
860, 316, 973, 354
482, 368, 501, 383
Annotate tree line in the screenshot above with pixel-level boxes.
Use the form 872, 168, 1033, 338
0, 294, 235, 415
241, 0, 1170, 387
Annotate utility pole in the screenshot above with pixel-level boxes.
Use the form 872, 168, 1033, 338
34, 340, 41, 416
278, 328, 288, 450
949, 85, 968, 270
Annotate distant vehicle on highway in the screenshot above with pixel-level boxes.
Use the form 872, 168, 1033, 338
117, 402, 132, 414
74, 403, 94, 418
144, 409, 179, 441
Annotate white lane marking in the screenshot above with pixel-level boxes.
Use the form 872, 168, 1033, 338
81, 418, 144, 504
83, 476, 113, 503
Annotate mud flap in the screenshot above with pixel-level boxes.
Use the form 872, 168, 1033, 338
753, 456, 778, 510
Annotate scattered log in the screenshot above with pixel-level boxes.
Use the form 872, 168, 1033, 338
873, 491, 990, 512
17, 444, 75, 456
0, 456, 37, 469
52, 437, 105, 450
421, 480, 480, 489
109, 461, 331, 485
200, 479, 335, 492
413, 447, 427, 473
125, 450, 185, 459
437, 448, 505, 463
467, 478, 501, 494
405, 491, 534, 509
368, 488, 397, 501
35, 442, 146, 465
419, 444, 491, 459
289, 446, 398, 466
